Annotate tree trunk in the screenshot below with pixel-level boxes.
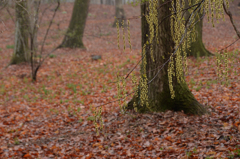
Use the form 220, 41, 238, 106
112, 0, 126, 27
58, 0, 89, 48
128, 1, 207, 115
184, 0, 213, 57
10, 0, 30, 64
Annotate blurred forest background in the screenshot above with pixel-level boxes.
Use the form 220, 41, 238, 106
0, 0, 240, 158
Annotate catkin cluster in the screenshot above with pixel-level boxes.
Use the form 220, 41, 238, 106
116, 18, 132, 51
94, 106, 103, 136
145, 0, 158, 62
216, 51, 229, 85
167, 0, 229, 98
139, 44, 149, 108
115, 0, 230, 112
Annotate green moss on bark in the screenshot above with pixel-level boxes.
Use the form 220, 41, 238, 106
10, 0, 29, 65
128, 77, 207, 115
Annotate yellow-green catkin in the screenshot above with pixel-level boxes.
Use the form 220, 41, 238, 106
200, 0, 204, 14
116, 18, 120, 49
215, 0, 220, 23
175, 0, 184, 83
122, 20, 126, 51
145, 0, 158, 62
116, 74, 127, 112
217, 0, 224, 20
220, 0, 225, 20
184, 31, 192, 75
210, 0, 215, 27
133, 102, 137, 112
219, 0, 229, 21
131, 73, 138, 94
94, 109, 99, 135
170, 0, 175, 39
216, 52, 221, 78
127, 20, 132, 51
188, 0, 191, 6
205, 0, 210, 22
131, 73, 138, 112
224, 51, 229, 85
94, 106, 103, 136
168, 55, 175, 99
225, 0, 230, 9
182, 33, 188, 76
153, 0, 159, 44
140, 44, 149, 108
215, 49, 229, 86
122, 76, 127, 112
99, 106, 103, 129
117, 73, 122, 108
220, 53, 225, 80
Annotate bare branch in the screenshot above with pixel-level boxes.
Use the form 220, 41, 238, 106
223, 2, 240, 39
6, 7, 15, 23
40, 0, 60, 56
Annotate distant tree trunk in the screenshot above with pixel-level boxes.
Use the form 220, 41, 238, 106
127, 1, 207, 115
29, 0, 41, 81
187, 17, 213, 57
58, 0, 89, 48
29, 0, 39, 57
184, 0, 213, 57
10, 0, 30, 64
112, 0, 126, 27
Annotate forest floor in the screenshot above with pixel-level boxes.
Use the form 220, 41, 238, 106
0, 2, 240, 159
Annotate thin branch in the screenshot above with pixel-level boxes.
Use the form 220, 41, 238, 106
39, 3, 53, 26
223, 2, 240, 39
30, 0, 60, 81
6, 7, 15, 23
221, 2, 240, 53
218, 38, 240, 53
0, 1, 8, 11
40, 1, 60, 56
30, 0, 41, 80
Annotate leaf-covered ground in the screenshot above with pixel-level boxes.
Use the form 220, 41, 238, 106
0, 2, 240, 159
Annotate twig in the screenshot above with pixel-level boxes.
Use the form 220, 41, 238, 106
6, 7, 15, 23
220, 2, 240, 53
30, 0, 41, 80
40, 1, 60, 56
0, 1, 8, 11
39, 3, 53, 26
223, 3, 240, 39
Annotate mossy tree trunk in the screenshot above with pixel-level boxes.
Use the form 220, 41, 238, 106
127, 1, 207, 115
59, 0, 89, 48
10, 0, 30, 64
112, 0, 126, 27
184, 0, 213, 57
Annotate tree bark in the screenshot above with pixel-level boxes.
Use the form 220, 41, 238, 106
128, 1, 207, 115
10, 0, 30, 64
112, 0, 126, 27
58, 0, 89, 48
